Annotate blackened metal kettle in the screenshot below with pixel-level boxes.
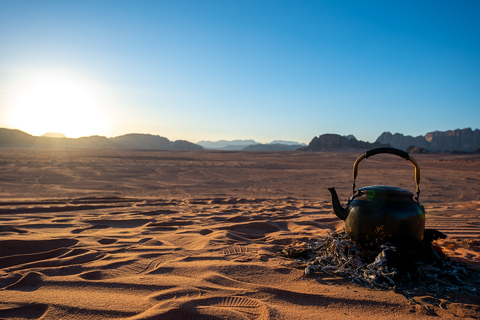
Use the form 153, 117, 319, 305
327, 147, 426, 247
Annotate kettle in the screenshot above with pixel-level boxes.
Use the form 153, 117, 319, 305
327, 147, 426, 247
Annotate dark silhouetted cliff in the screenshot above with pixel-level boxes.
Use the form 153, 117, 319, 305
301, 134, 388, 151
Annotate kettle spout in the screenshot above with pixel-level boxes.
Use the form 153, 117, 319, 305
327, 187, 348, 220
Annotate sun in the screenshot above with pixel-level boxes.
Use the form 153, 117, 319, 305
4, 71, 111, 138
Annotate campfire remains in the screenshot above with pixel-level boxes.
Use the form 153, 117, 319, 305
282, 229, 479, 299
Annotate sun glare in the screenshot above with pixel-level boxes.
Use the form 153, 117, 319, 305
4, 72, 111, 138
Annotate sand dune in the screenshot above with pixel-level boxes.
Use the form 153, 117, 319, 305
0, 149, 479, 319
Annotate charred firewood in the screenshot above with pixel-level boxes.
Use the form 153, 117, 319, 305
282, 231, 480, 298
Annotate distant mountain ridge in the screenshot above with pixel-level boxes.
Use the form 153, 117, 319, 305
2, 127, 478, 152
0, 128, 203, 150
197, 139, 259, 150
197, 139, 306, 151
375, 128, 480, 152
242, 143, 304, 151
42, 132, 67, 138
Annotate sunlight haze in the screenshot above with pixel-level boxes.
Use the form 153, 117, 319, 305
4, 70, 112, 138
0, 1, 479, 143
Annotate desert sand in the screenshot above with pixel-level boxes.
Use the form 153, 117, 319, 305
0, 148, 479, 319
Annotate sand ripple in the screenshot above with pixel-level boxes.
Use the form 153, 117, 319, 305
0, 196, 478, 319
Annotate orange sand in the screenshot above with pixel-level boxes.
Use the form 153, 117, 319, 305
0, 149, 479, 319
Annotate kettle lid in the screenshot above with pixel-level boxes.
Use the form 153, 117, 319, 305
358, 185, 414, 197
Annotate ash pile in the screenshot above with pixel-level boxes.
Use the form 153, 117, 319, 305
282, 229, 479, 298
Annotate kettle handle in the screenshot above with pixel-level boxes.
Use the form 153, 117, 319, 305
352, 147, 421, 201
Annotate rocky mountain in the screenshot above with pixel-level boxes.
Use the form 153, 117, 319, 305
374, 132, 426, 151
375, 128, 480, 152
301, 134, 388, 151
110, 134, 201, 150
0, 128, 203, 150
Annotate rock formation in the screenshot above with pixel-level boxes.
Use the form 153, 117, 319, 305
375, 132, 427, 151
301, 134, 388, 151
375, 128, 480, 152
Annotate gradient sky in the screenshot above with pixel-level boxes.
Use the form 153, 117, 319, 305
1, 1, 479, 143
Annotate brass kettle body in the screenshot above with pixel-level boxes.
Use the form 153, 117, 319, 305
328, 148, 426, 247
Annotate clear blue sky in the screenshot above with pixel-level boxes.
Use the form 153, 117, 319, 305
1, 0, 479, 143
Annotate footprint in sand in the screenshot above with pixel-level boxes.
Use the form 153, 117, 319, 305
196, 296, 269, 319
218, 245, 255, 262
79, 260, 153, 281
140, 295, 270, 320
221, 245, 250, 255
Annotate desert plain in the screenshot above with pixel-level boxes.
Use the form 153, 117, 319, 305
0, 148, 479, 319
